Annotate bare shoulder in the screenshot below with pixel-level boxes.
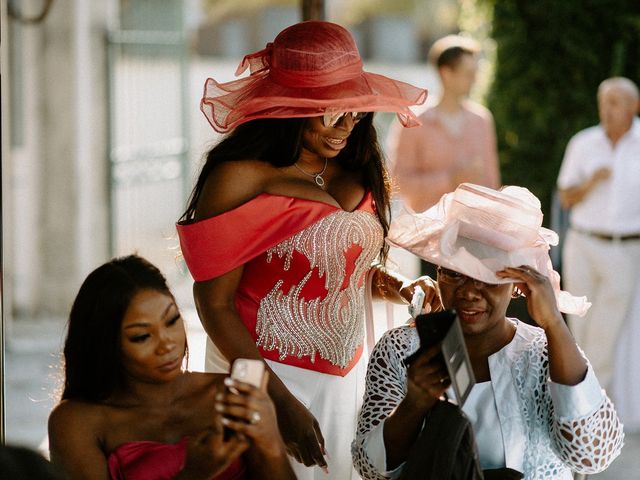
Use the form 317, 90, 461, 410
49, 400, 115, 480
48, 399, 109, 477
195, 159, 278, 220
48, 399, 104, 439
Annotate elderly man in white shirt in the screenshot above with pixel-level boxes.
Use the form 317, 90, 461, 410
557, 76, 640, 390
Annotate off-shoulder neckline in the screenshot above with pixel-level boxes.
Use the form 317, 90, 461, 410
181, 191, 373, 226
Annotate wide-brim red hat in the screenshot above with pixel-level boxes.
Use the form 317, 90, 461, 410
201, 20, 428, 133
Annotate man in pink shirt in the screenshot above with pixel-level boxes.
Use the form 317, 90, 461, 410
388, 35, 501, 214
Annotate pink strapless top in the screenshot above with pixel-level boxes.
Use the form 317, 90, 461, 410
107, 437, 247, 480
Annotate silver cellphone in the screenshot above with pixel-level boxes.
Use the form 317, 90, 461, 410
230, 358, 266, 389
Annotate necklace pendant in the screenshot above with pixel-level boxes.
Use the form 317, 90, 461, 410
293, 158, 328, 189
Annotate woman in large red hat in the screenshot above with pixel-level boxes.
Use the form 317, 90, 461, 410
177, 20, 437, 479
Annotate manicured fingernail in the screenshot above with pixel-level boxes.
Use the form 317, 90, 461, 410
224, 377, 234, 386
215, 393, 223, 401
215, 403, 224, 412
321, 466, 329, 474
221, 417, 230, 425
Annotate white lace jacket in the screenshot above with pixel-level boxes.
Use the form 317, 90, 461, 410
352, 320, 624, 480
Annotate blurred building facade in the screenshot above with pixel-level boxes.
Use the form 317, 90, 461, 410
2, 0, 457, 327
4, 0, 112, 322
0, 0, 457, 447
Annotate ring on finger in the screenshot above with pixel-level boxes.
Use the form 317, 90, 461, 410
250, 411, 261, 424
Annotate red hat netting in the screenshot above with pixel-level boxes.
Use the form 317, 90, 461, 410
200, 20, 428, 133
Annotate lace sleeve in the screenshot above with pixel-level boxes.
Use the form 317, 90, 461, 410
521, 333, 625, 475
551, 367, 624, 474
352, 327, 417, 480
552, 394, 624, 474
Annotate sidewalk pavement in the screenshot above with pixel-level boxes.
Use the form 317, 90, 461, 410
4, 305, 639, 478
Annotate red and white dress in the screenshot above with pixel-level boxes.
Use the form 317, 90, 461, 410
178, 191, 383, 480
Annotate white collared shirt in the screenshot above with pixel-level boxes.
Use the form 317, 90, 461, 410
557, 118, 640, 235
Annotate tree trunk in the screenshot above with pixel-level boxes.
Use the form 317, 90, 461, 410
302, 0, 325, 21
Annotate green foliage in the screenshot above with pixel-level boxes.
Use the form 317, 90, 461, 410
482, 0, 640, 222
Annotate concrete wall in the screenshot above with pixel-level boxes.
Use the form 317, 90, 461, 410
5, 0, 110, 320
3, 1, 448, 321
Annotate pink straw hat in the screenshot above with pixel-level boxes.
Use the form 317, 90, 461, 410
388, 183, 591, 316
200, 20, 428, 133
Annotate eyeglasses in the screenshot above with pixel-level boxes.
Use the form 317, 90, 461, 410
322, 110, 368, 128
436, 267, 500, 289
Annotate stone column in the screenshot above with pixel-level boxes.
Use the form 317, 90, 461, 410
36, 0, 110, 315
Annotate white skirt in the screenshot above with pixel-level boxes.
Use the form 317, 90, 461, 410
267, 357, 366, 480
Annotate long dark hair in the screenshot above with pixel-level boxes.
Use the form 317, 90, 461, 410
181, 115, 391, 260
62, 255, 174, 402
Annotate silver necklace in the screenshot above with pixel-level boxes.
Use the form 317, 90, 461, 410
294, 158, 328, 188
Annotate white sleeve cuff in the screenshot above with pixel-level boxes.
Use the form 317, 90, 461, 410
549, 366, 605, 419
363, 420, 405, 479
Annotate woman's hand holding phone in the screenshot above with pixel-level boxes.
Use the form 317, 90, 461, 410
216, 360, 284, 455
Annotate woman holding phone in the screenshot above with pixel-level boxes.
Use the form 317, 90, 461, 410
352, 184, 624, 479
48, 255, 294, 480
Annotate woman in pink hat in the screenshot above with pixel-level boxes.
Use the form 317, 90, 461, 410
176, 20, 437, 479
352, 183, 624, 479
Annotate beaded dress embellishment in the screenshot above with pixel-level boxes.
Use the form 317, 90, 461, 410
256, 210, 383, 368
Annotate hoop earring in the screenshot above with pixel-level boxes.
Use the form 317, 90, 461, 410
512, 286, 523, 299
